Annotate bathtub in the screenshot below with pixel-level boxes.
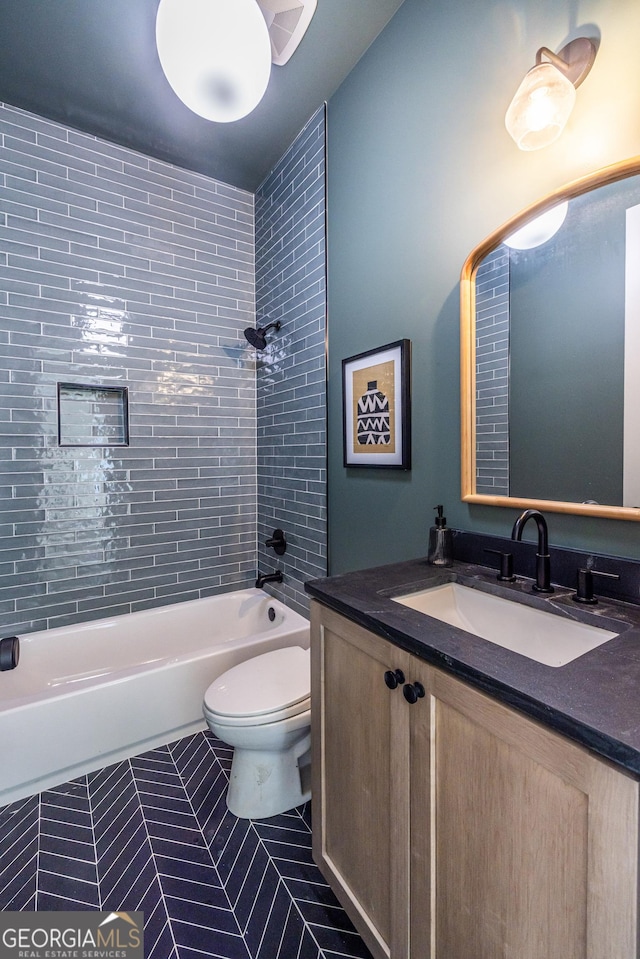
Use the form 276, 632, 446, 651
0, 589, 309, 807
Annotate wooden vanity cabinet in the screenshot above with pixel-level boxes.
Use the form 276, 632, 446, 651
310, 601, 640, 959
310, 601, 424, 958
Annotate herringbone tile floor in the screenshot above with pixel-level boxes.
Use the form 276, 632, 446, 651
0, 731, 372, 959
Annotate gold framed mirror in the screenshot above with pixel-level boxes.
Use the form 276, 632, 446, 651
461, 155, 640, 520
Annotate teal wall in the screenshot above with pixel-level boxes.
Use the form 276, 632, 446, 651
326, 0, 640, 573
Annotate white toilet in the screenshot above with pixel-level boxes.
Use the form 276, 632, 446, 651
203, 645, 311, 820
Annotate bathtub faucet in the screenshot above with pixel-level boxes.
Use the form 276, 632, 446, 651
255, 570, 283, 589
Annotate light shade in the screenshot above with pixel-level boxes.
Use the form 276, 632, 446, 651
505, 60, 576, 151
156, 0, 272, 123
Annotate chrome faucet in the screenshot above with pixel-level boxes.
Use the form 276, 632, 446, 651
511, 509, 554, 593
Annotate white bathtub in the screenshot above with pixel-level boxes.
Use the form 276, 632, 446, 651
0, 589, 309, 807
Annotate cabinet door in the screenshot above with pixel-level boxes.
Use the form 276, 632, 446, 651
401, 655, 434, 959
429, 670, 639, 959
311, 603, 412, 959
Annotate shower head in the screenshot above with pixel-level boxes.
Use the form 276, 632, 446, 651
244, 320, 281, 351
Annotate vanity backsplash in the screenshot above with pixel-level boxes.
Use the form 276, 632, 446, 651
452, 529, 640, 606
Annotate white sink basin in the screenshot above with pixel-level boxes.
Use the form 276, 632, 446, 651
392, 583, 618, 667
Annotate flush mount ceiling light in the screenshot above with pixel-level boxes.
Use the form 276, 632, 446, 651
505, 37, 597, 151
156, 0, 272, 123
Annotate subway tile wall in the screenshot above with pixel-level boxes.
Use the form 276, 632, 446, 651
0, 102, 258, 634
254, 107, 327, 615
475, 246, 509, 497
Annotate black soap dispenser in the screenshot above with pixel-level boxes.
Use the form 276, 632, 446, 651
428, 505, 453, 567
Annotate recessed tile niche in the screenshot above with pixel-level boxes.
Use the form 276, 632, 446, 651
57, 383, 130, 447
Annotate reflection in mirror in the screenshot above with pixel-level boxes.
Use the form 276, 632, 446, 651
503, 201, 568, 249
460, 157, 640, 520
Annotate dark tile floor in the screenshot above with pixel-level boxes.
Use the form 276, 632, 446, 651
0, 731, 373, 959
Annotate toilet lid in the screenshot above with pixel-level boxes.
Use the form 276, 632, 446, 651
204, 646, 310, 720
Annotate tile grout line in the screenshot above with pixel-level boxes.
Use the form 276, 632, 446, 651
272, 894, 295, 959
34, 793, 41, 909
249, 825, 329, 959
85, 774, 103, 911
250, 870, 287, 959
143, 892, 175, 959
196, 731, 332, 958
166, 736, 253, 958
127, 758, 181, 959
89, 776, 153, 902
94, 804, 142, 872
243, 800, 334, 959
196, 736, 245, 865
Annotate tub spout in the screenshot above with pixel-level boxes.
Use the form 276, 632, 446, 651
255, 570, 283, 589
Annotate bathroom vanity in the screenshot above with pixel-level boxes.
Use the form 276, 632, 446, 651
306, 557, 640, 959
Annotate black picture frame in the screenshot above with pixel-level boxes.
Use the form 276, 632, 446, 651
342, 339, 411, 469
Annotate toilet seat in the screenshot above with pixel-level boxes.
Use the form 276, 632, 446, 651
203, 646, 310, 727
204, 698, 310, 728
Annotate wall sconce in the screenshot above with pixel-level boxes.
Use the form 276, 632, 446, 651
505, 37, 597, 150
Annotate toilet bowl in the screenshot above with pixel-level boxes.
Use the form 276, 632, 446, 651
203, 645, 311, 820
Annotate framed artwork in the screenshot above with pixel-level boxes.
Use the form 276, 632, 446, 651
342, 339, 411, 469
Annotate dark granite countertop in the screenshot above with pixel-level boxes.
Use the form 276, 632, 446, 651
305, 557, 640, 778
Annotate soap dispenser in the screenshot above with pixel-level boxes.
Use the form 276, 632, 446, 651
428, 505, 453, 567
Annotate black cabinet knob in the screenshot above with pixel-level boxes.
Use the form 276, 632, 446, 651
403, 681, 425, 704
384, 668, 405, 689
